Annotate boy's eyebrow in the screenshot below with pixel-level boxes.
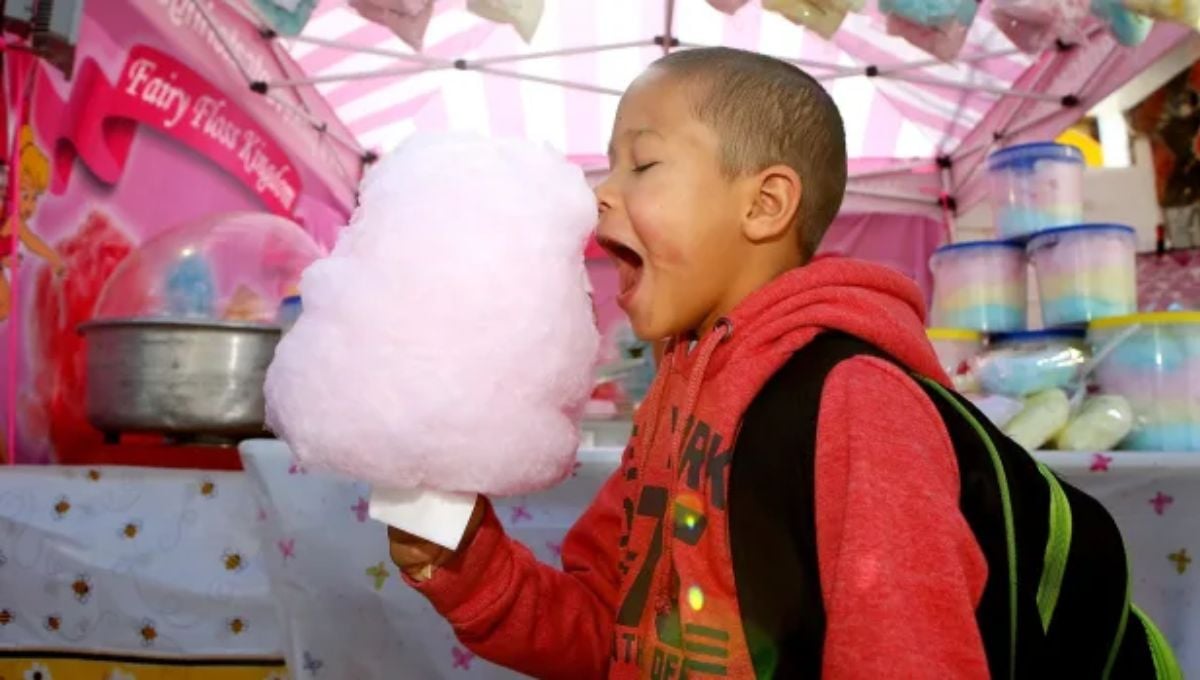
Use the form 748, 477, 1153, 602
606, 128, 663, 164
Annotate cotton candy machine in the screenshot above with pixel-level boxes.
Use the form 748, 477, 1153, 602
80, 212, 323, 443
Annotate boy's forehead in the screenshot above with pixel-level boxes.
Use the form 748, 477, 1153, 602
608, 76, 695, 145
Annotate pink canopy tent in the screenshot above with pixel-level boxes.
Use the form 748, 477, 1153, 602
197, 1, 1190, 297
252, 2, 1191, 221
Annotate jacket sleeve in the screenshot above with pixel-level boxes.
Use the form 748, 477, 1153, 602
407, 467, 627, 679
814, 357, 991, 679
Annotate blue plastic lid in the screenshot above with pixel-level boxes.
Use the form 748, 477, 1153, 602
990, 328, 1086, 344
987, 142, 1084, 171
1027, 223, 1136, 249
932, 239, 1025, 257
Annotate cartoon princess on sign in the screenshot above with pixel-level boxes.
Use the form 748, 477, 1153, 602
2, 125, 65, 321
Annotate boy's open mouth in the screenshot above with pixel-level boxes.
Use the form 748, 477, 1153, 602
597, 236, 644, 302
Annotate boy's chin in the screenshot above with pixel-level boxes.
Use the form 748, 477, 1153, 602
626, 314, 665, 343
627, 312, 686, 344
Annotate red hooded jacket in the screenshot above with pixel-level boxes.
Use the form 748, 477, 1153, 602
410, 257, 990, 678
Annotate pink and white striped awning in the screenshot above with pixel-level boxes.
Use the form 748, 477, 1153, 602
268, 1, 1190, 217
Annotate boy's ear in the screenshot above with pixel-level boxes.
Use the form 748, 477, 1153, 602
742, 164, 802, 244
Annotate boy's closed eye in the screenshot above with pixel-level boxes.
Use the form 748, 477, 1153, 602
632, 161, 659, 174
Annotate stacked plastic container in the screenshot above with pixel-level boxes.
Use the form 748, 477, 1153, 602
926, 140, 1194, 452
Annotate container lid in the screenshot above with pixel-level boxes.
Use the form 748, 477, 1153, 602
1089, 311, 1200, 330
1026, 223, 1136, 249
931, 239, 1025, 257
926, 328, 983, 342
987, 142, 1085, 171
990, 328, 1087, 343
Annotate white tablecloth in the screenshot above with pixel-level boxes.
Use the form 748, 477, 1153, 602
0, 446, 1197, 678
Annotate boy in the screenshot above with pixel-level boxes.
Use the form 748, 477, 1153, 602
390, 47, 988, 678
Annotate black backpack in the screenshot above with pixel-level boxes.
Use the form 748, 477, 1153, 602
728, 332, 1182, 679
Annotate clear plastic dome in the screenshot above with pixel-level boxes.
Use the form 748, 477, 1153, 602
94, 212, 325, 324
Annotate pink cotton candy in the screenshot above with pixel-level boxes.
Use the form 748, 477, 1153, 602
264, 133, 600, 497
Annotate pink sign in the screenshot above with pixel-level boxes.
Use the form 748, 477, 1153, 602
1, 0, 360, 465
38, 45, 301, 215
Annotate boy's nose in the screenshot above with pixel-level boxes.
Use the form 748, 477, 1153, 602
593, 175, 617, 216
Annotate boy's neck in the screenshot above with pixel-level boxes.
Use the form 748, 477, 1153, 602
695, 256, 803, 337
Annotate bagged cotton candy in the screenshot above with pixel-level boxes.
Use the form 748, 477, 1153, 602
763, 0, 856, 39
884, 0, 977, 61
468, 0, 543, 43
265, 132, 599, 497
879, 0, 973, 26
706, 0, 753, 13
1125, 0, 1200, 29
1004, 388, 1071, 451
992, 0, 1091, 53
1092, 0, 1154, 45
1054, 395, 1134, 451
350, 0, 434, 51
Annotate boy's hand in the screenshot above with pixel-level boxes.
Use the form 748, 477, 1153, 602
388, 495, 486, 582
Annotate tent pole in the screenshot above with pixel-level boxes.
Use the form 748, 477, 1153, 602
938, 166, 957, 238
663, 0, 677, 55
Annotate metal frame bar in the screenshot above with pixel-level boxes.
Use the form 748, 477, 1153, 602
267, 93, 364, 153
674, 39, 857, 74
287, 33, 449, 66
469, 40, 654, 66
190, 0, 257, 83
471, 64, 625, 96
265, 63, 442, 88
875, 47, 1023, 76
881, 71, 1065, 102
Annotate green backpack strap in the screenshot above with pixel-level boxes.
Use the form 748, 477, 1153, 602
917, 377, 1019, 680
1034, 462, 1073, 634
1133, 605, 1185, 680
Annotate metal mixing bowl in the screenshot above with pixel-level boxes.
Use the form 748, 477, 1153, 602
79, 318, 281, 441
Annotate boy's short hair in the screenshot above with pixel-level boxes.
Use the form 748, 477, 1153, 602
652, 47, 848, 259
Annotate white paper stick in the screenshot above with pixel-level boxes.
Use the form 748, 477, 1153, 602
368, 487, 477, 550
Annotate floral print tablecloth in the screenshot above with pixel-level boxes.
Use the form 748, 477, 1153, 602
0, 465, 287, 679
1, 446, 1197, 679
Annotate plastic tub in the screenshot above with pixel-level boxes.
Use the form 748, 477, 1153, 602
975, 329, 1088, 397
930, 241, 1027, 332
1089, 312, 1200, 451
926, 328, 984, 377
987, 142, 1084, 239
1027, 224, 1137, 327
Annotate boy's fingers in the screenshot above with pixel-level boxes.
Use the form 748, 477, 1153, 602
390, 539, 438, 567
